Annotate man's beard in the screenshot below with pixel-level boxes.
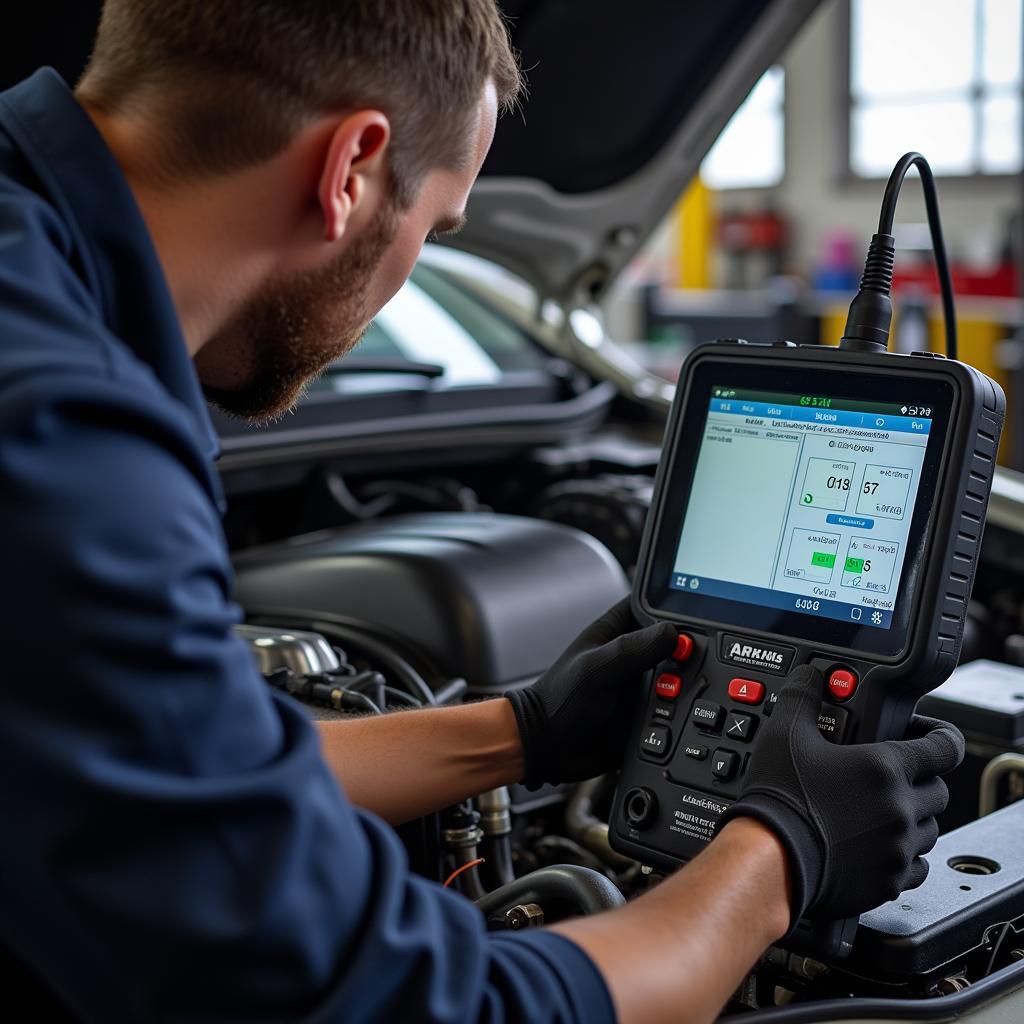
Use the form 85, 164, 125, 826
198, 205, 398, 424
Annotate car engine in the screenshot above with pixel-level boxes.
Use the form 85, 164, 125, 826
225, 449, 1024, 1018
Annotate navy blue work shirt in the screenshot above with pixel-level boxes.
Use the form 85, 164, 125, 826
0, 69, 615, 1024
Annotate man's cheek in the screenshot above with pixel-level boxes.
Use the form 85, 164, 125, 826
373, 241, 422, 313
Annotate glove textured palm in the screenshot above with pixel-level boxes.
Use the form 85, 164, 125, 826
505, 600, 677, 789
719, 665, 965, 924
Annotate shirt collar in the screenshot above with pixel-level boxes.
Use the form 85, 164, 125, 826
0, 68, 221, 462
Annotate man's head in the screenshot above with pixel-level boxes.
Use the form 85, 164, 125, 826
77, 1, 521, 421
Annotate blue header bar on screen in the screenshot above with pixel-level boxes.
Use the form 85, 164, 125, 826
709, 398, 931, 436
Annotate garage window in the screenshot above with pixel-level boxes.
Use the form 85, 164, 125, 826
849, 0, 1023, 177
701, 67, 785, 190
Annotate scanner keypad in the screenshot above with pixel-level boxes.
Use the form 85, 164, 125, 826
724, 711, 756, 741
637, 645, 855, 788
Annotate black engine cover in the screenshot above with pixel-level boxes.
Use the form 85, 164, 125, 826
232, 513, 629, 692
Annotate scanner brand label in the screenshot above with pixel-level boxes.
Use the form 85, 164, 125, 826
720, 633, 795, 674
678, 792, 728, 816
668, 788, 732, 844
729, 643, 784, 665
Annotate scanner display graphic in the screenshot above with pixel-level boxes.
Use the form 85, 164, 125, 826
670, 387, 929, 630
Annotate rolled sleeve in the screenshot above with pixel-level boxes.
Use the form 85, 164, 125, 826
489, 931, 617, 1024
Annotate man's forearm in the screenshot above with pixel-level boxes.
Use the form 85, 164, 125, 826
553, 818, 792, 1024
316, 699, 524, 823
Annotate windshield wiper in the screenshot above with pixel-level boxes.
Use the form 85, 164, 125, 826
329, 358, 445, 379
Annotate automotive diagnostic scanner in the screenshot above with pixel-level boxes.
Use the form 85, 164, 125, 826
609, 154, 1006, 958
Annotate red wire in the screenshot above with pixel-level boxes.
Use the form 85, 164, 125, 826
443, 857, 486, 888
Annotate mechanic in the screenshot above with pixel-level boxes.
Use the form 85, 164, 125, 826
0, 3, 964, 1023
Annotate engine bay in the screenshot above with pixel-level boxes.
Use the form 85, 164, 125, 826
226, 436, 1024, 1019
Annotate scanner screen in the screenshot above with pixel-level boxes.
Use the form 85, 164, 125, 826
670, 386, 934, 631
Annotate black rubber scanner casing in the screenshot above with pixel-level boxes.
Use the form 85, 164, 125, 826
610, 340, 1005, 958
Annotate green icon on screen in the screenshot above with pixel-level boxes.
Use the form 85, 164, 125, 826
802, 493, 813, 504
811, 552, 836, 568
845, 556, 865, 573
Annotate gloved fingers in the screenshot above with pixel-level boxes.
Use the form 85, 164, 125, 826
915, 815, 940, 858
905, 714, 956, 740
601, 620, 680, 668
899, 718, 966, 782
573, 597, 636, 648
770, 665, 826, 732
899, 855, 930, 894
914, 777, 950, 822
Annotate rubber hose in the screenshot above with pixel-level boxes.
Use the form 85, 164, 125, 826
566, 777, 637, 870
475, 864, 623, 920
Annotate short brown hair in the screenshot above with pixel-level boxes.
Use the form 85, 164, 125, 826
78, 1, 522, 205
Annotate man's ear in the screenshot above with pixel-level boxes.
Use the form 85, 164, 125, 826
317, 111, 391, 243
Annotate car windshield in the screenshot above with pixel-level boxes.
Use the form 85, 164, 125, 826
310, 257, 551, 394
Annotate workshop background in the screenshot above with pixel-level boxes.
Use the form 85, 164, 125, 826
6, 1, 1024, 1015
6, 0, 1022, 469
605, 0, 1024, 468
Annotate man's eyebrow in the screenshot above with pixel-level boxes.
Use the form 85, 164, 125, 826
431, 213, 467, 237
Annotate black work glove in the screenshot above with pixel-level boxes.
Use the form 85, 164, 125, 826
505, 599, 678, 789
718, 665, 965, 925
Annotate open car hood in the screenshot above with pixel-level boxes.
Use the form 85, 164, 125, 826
0, 2, 821, 307
447, 0, 822, 303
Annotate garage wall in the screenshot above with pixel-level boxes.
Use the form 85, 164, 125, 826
723, 0, 1021, 274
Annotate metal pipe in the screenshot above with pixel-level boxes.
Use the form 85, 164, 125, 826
443, 804, 486, 900
478, 787, 512, 837
979, 753, 1024, 816
478, 787, 515, 889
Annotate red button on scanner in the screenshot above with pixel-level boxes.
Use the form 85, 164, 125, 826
828, 668, 858, 701
655, 673, 683, 700
673, 632, 694, 663
728, 678, 765, 705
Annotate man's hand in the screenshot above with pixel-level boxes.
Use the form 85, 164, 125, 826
719, 665, 965, 924
505, 599, 678, 789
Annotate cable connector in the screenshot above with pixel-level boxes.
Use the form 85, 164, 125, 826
839, 232, 895, 353
839, 152, 956, 359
